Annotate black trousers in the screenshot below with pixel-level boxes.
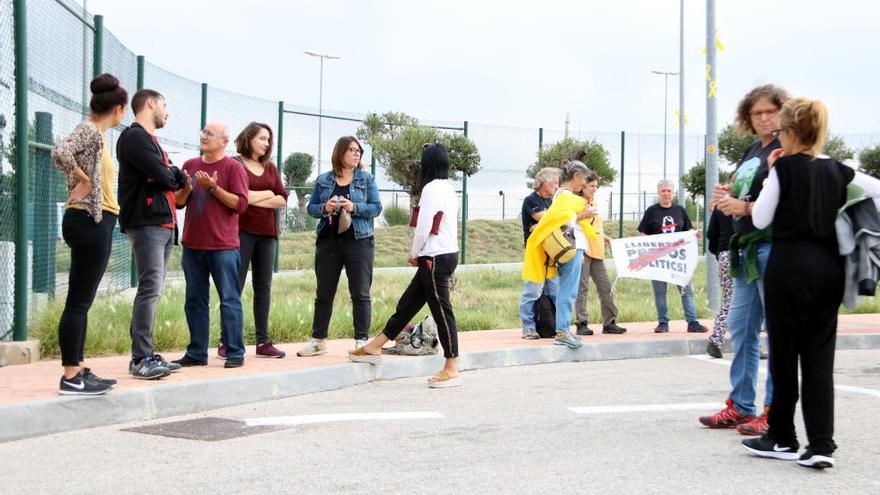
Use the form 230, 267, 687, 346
311, 236, 374, 340
764, 240, 843, 455
383, 253, 459, 358
58, 209, 116, 366
238, 231, 277, 344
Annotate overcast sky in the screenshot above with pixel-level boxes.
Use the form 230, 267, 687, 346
78, 0, 879, 136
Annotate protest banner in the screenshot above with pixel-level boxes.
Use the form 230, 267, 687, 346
610, 231, 699, 286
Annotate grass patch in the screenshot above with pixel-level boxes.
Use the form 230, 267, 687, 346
31, 262, 880, 360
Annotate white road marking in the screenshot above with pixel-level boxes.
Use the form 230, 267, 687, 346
688, 355, 880, 399
569, 403, 722, 415
244, 411, 444, 427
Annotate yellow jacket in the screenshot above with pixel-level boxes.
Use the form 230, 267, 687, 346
522, 192, 598, 283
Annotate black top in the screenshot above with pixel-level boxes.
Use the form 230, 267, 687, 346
116, 122, 187, 233
521, 191, 552, 244
638, 203, 692, 235
732, 139, 781, 235
771, 154, 854, 246
318, 182, 355, 239
707, 208, 734, 256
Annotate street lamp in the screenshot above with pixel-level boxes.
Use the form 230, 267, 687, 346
651, 69, 679, 180
498, 190, 505, 221
304, 50, 341, 175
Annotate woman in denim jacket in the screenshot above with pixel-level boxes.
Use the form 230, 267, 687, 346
298, 136, 382, 356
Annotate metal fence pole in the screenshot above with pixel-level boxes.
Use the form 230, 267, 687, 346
32, 112, 56, 295
618, 131, 625, 238
92, 15, 103, 76
130, 55, 145, 288
274, 100, 284, 273
12, 0, 29, 341
538, 127, 543, 159
370, 155, 376, 177
200, 83, 208, 131
460, 121, 468, 264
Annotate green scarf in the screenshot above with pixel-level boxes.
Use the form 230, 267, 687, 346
728, 227, 773, 283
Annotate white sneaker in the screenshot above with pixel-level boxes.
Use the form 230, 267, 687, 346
356, 338, 369, 349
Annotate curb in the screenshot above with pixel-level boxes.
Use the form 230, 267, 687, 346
2, 333, 879, 443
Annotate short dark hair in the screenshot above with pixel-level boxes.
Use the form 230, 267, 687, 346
420, 143, 450, 190
330, 136, 365, 176
584, 170, 600, 184
89, 73, 127, 115
235, 122, 274, 164
131, 89, 163, 115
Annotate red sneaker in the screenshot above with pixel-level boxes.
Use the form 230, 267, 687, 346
217, 343, 227, 360
736, 405, 770, 436
699, 398, 755, 428
256, 341, 287, 359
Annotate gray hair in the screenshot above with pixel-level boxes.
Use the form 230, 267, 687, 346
657, 178, 675, 191
562, 160, 590, 183
533, 167, 561, 191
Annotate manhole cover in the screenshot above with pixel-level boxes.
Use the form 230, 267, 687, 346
122, 417, 288, 442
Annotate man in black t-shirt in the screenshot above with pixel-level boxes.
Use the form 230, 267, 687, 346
637, 179, 706, 334
519, 167, 560, 339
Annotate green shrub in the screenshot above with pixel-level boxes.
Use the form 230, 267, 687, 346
383, 203, 410, 226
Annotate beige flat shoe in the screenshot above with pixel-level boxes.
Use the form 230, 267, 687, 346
428, 370, 461, 388
348, 347, 382, 364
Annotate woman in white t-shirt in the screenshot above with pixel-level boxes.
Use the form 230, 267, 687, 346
350, 143, 462, 388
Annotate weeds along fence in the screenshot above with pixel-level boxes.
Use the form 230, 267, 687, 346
2, 0, 879, 341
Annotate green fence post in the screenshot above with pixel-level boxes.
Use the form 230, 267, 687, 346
618, 131, 625, 239
370, 155, 376, 177
32, 112, 56, 295
274, 101, 284, 273
12, 0, 29, 341
92, 15, 103, 76
130, 55, 145, 289
460, 121, 468, 264
538, 127, 543, 159
200, 83, 208, 131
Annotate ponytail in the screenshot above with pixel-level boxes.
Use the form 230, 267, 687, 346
780, 98, 828, 158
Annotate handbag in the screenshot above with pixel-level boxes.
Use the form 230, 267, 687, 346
543, 224, 576, 265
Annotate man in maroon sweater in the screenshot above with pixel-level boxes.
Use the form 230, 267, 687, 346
172, 122, 249, 368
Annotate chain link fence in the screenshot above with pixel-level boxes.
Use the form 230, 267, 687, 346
3, 0, 880, 340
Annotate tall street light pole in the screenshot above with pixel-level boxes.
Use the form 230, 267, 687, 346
651, 69, 679, 180
678, 0, 686, 206
304, 50, 340, 176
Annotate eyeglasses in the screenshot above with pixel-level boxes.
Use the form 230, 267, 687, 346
200, 128, 223, 139
347, 147, 363, 155
771, 129, 783, 139
749, 108, 780, 119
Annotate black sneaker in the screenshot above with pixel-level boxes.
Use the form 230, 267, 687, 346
742, 434, 800, 461
171, 355, 208, 367
82, 367, 117, 386
654, 322, 669, 333
575, 322, 594, 336
687, 321, 708, 333
154, 354, 182, 373
602, 322, 627, 334
130, 357, 171, 380
798, 448, 834, 469
58, 371, 112, 395
224, 358, 244, 369
706, 342, 723, 359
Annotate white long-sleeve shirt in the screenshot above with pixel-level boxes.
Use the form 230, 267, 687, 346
411, 179, 459, 258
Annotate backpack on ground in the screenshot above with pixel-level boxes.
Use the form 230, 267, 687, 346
533, 294, 557, 338
382, 315, 440, 356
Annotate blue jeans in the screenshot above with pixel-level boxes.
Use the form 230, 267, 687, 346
651, 280, 697, 323
728, 242, 773, 416
182, 247, 245, 361
555, 249, 584, 334
519, 277, 559, 331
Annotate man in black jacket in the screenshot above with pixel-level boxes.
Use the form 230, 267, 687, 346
117, 89, 187, 380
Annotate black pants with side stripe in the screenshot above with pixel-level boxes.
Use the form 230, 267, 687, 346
382, 252, 459, 358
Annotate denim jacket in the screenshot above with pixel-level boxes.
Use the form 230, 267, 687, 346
307, 168, 382, 240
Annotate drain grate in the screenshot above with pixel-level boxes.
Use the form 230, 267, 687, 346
122, 417, 288, 442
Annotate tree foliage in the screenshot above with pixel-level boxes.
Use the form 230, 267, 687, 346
681, 160, 732, 201
717, 124, 755, 167
282, 151, 315, 231
526, 138, 616, 187
823, 134, 855, 162
859, 144, 880, 179
356, 112, 480, 201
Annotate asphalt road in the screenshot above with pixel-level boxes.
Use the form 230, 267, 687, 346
2, 350, 879, 494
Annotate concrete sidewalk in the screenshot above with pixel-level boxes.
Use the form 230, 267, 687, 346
1, 314, 879, 443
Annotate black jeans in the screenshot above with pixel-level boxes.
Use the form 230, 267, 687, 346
383, 253, 459, 358
765, 240, 843, 455
58, 209, 116, 366
311, 236, 375, 340
238, 231, 277, 344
